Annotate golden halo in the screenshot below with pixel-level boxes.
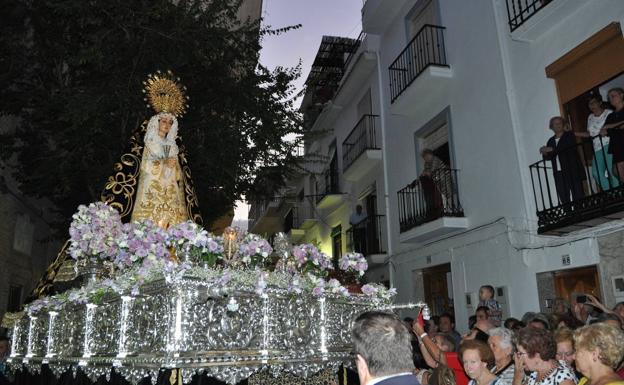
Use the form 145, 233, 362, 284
142, 70, 189, 117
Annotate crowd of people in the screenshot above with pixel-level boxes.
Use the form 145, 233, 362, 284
540, 88, 624, 205
350, 285, 624, 385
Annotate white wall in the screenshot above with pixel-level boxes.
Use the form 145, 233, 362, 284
370, 0, 622, 327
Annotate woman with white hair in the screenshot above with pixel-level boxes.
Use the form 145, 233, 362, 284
131, 112, 188, 228
488, 327, 516, 385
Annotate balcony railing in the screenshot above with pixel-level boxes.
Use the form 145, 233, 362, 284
347, 215, 386, 256
316, 168, 341, 204
343, 31, 366, 72
284, 203, 316, 233
398, 169, 463, 233
388, 24, 448, 103
529, 134, 624, 234
342, 115, 380, 172
248, 197, 280, 229
505, 0, 552, 32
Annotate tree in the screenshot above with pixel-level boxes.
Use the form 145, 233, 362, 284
0, 0, 303, 235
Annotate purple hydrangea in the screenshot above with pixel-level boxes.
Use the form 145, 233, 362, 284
361, 284, 378, 296
68, 202, 123, 261
110, 220, 173, 282
290, 244, 333, 275
338, 252, 368, 276
237, 234, 273, 267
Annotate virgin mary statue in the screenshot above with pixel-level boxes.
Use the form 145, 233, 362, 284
28, 71, 203, 300
131, 111, 187, 227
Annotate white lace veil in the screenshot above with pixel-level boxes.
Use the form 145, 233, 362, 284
144, 112, 179, 158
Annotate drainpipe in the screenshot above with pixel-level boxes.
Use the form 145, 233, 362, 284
375, 49, 395, 288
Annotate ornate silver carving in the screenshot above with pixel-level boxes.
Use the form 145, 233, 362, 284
7, 276, 426, 384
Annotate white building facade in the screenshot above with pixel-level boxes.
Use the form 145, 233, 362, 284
250, 0, 624, 331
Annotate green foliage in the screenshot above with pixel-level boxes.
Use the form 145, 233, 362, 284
0, 0, 303, 235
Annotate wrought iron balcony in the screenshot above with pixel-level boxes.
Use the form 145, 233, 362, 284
315, 168, 342, 209
530, 134, 624, 235
342, 114, 380, 174
347, 215, 386, 257
505, 0, 552, 32
248, 198, 281, 233
398, 169, 463, 233
388, 24, 448, 103
284, 203, 316, 233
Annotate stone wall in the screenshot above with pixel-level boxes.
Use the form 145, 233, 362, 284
597, 230, 624, 308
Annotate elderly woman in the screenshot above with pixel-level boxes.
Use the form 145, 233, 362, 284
460, 339, 501, 385
573, 323, 624, 385
513, 327, 577, 385
554, 328, 576, 370
489, 328, 515, 385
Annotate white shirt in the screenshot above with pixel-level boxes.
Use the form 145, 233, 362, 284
350, 211, 367, 225
554, 137, 562, 170
587, 109, 612, 151
367, 373, 414, 385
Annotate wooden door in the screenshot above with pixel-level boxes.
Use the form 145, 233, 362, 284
554, 266, 602, 303
422, 263, 452, 316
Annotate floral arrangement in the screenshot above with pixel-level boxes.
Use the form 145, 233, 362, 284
361, 283, 397, 301
114, 221, 170, 268
338, 252, 368, 277
68, 202, 123, 261
41, 202, 398, 315
167, 220, 223, 266
291, 244, 333, 276
236, 233, 272, 268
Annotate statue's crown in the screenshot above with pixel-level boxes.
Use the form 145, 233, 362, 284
143, 70, 189, 117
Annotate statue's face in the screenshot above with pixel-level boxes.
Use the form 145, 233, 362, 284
158, 115, 174, 137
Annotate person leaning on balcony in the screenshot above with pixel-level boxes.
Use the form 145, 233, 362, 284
600, 88, 624, 182
411, 149, 451, 216
573, 94, 617, 191
540, 117, 585, 204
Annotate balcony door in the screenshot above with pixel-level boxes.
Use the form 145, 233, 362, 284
420, 122, 451, 168
407, 0, 439, 39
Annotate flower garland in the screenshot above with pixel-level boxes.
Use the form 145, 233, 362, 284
39, 202, 399, 315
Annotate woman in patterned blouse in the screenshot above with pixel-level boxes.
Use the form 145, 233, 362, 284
513, 328, 577, 385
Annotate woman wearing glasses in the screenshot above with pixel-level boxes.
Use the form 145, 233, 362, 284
513, 328, 577, 385
554, 328, 576, 371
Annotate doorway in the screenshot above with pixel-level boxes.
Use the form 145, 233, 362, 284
422, 263, 453, 316
537, 265, 603, 313
331, 225, 342, 263
554, 265, 602, 303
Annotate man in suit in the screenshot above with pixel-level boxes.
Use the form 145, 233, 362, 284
540, 116, 586, 204
351, 311, 421, 385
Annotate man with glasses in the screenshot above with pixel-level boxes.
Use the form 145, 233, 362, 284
351, 311, 421, 385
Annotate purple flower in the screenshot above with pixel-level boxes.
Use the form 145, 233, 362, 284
68, 202, 123, 261
361, 284, 378, 296
339, 252, 368, 276
236, 234, 272, 267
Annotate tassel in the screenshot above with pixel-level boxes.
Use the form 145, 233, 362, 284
170, 368, 178, 385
